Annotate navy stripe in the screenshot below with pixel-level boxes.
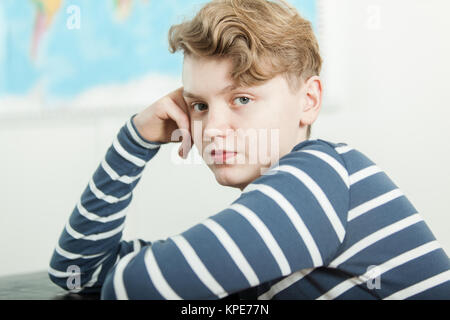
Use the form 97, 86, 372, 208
69, 211, 125, 235
93, 166, 140, 197
122, 248, 166, 300
58, 228, 123, 255
79, 190, 131, 217
236, 189, 316, 271
340, 150, 376, 175
378, 248, 450, 298
180, 223, 249, 294
152, 238, 218, 299
341, 196, 418, 248
349, 172, 399, 208
211, 210, 284, 282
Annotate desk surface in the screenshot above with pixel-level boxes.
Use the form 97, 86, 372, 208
0, 271, 100, 300
0, 271, 242, 300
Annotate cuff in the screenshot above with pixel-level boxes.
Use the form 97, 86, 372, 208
126, 114, 164, 149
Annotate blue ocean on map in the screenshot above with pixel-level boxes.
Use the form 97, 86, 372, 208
0, 0, 317, 113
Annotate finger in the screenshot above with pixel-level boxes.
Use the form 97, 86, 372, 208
170, 87, 189, 114
170, 87, 193, 159
165, 98, 192, 158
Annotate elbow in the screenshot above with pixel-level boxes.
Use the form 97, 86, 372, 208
47, 251, 71, 292
47, 253, 86, 294
47, 268, 73, 293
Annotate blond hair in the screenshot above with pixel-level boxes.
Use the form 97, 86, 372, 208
168, 0, 322, 138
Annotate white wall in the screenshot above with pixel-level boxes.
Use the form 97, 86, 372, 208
316, 0, 450, 252
0, 0, 449, 277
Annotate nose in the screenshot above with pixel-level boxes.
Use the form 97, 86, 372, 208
203, 104, 234, 142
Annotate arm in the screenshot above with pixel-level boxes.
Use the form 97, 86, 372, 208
48, 86, 192, 295
99, 141, 350, 299
48, 114, 162, 294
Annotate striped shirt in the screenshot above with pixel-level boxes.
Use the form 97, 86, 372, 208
48, 115, 450, 300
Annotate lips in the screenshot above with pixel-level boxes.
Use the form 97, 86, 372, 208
211, 150, 237, 163
211, 149, 235, 155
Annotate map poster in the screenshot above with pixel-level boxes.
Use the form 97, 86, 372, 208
0, 0, 317, 116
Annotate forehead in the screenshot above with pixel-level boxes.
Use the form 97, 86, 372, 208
181, 55, 296, 98
181, 55, 239, 97
182, 55, 233, 83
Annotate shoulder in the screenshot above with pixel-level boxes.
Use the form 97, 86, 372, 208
244, 139, 351, 193
238, 139, 351, 253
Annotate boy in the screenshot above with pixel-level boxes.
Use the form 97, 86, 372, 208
48, 0, 449, 299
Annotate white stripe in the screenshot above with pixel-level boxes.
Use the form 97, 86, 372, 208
112, 136, 147, 167
384, 270, 450, 300
299, 150, 349, 189
113, 251, 140, 300
276, 165, 346, 242
144, 247, 182, 299
257, 268, 314, 300
48, 266, 82, 278
55, 242, 106, 260
77, 201, 128, 223
349, 165, 382, 185
242, 182, 260, 194
89, 178, 132, 204
47, 265, 102, 293
202, 219, 260, 287
69, 256, 110, 293
329, 213, 423, 268
101, 158, 143, 184
65, 221, 125, 241
259, 214, 424, 299
229, 203, 291, 276
67, 263, 105, 294
113, 255, 121, 268
171, 235, 227, 298
318, 240, 441, 300
243, 183, 323, 266
48, 253, 109, 281
335, 146, 352, 154
126, 118, 161, 149
133, 239, 141, 253
348, 189, 404, 222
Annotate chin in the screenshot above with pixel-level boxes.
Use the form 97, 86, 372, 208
211, 163, 260, 190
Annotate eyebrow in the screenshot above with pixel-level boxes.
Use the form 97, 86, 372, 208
182, 84, 239, 99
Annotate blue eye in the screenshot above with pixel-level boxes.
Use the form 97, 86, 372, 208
191, 96, 252, 113
234, 97, 251, 106
192, 103, 208, 112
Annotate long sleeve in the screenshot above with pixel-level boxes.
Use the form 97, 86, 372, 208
48, 114, 163, 294
96, 139, 350, 299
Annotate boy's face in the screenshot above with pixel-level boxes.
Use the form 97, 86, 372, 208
182, 55, 316, 191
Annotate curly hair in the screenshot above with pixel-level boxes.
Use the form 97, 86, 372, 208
168, 0, 322, 138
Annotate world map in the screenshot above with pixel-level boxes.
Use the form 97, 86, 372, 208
0, 0, 317, 113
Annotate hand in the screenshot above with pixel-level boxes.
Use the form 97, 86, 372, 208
132, 86, 193, 158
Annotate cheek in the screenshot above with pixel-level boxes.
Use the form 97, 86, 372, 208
190, 119, 202, 143
253, 102, 283, 126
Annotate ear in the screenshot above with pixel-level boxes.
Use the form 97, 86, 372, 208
300, 75, 322, 127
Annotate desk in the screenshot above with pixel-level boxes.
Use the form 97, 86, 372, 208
0, 271, 100, 300
0, 271, 241, 300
